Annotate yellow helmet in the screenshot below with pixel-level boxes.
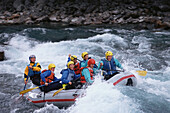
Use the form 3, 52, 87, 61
81, 52, 88, 59
70, 55, 77, 61
67, 61, 74, 68
48, 63, 56, 70
105, 51, 113, 59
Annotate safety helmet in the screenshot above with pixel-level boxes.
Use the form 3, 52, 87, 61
29, 55, 36, 61
67, 61, 74, 68
105, 51, 113, 59
88, 59, 95, 66
81, 52, 88, 59
48, 63, 56, 70
71, 55, 77, 61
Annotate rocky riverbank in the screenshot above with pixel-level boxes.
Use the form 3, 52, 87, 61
0, 0, 170, 30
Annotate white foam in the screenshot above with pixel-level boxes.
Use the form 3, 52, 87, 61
68, 78, 142, 113
33, 104, 65, 113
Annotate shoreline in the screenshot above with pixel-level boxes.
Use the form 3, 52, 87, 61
0, 0, 169, 30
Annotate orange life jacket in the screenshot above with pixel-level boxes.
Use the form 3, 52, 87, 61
40, 69, 54, 85
80, 67, 94, 84
74, 62, 80, 75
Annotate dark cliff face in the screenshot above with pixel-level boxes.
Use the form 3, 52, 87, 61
0, 0, 170, 29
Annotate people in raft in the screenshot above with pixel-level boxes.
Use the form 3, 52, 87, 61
98, 51, 124, 80
80, 59, 97, 85
61, 61, 82, 90
67, 54, 81, 76
80, 52, 97, 68
40, 64, 62, 93
24, 55, 41, 86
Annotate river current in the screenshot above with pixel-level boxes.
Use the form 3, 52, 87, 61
0, 24, 170, 113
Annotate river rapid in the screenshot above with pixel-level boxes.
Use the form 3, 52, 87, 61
0, 24, 170, 113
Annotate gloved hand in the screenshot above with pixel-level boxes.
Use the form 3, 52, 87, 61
88, 57, 91, 59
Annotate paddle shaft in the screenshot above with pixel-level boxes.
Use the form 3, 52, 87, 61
23, 76, 29, 90
53, 77, 81, 97
20, 80, 60, 95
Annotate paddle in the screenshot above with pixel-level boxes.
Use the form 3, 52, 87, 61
23, 76, 29, 90
136, 70, 147, 76
52, 77, 81, 97
52, 85, 66, 97
20, 81, 58, 95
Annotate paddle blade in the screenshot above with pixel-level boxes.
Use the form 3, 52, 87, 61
19, 86, 39, 95
53, 88, 64, 97
136, 71, 147, 76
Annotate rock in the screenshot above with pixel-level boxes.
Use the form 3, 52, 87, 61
163, 22, 170, 28
111, 10, 120, 15
13, 0, 24, 9
3, 11, 12, 17
102, 11, 110, 20
70, 17, 85, 25
62, 17, 70, 23
49, 15, 57, 21
16, 4, 25, 12
8, 13, 20, 20
128, 5, 137, 10
0, 51, 5, 61
36, 15, 49, 22
25, 19, 34, 25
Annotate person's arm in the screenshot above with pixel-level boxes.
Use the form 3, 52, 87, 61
53, 76, 61, 82
67, 57, 71, 62
32, 63, 41, 72
98, 61, 104, 70
61, 71, 69, 84
40, 71, 50, 83
114, 58, 123, 69
80, 60, 88, 68
82, 68, 93, 84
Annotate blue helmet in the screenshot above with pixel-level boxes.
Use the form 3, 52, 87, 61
29, 55, 36, 62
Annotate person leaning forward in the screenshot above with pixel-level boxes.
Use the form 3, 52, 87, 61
24, 55, 41, 86
61, 61, 81, 90
40, 64, 62, 93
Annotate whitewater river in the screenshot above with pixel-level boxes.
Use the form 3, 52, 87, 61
0, 24, 170, 113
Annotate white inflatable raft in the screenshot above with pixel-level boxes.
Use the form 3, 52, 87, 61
107, 71, 137, 86
24, 88, 84, 108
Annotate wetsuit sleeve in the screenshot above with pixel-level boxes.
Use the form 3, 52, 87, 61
53, 76, 61, 82
61, 71, 69, 84
40, 71, 51, 83
66, 57, 71, 67
24, 66, 29, 81
32, 62, 41, 72
114, 58, 123, 69
93, 68, 97, 75
74, 73, 81, 79
98, 61, 104, 70
80, 60, 88, 68
67, 57, 71, 62
82, 68, 93, 84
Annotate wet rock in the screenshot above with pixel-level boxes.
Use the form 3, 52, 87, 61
0, 51, 4, 61
8, 13, 20, 20
13, 0, 24, 10
36, 15, 49, 22
111, 10, 120, 15
70, 17, 85, 25
49, 14, 57, 21
16, 4, 25, 12
102, 11, 110, 20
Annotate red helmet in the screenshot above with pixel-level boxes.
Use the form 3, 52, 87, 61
88, 59, 95, 66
